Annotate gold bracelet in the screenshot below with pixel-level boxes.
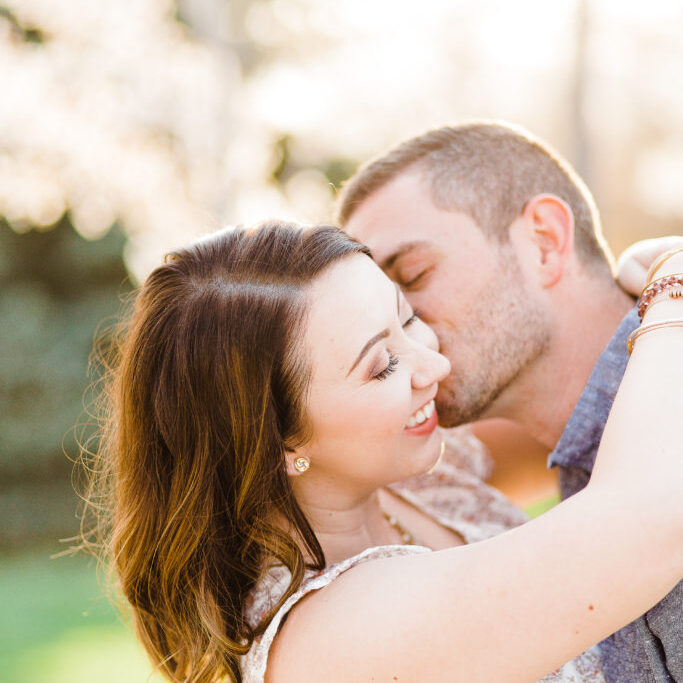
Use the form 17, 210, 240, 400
646, 289, 683, 310
645, 247, 683, 285
638, 276, 683, 319
627, 319, 683, 355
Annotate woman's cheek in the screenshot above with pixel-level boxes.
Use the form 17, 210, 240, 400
377, 391, 412, 436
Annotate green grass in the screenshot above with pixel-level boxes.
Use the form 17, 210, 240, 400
524, 494, 561, 519
0, 547, 160, 683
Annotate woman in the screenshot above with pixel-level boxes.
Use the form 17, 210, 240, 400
81, 221, 683, 683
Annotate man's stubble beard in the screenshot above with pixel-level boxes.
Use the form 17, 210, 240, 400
436, 254, 551, 428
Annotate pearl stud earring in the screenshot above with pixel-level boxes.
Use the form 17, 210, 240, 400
293, 456, 310, 473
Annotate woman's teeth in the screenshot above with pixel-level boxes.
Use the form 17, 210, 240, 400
405, 399, 435, 428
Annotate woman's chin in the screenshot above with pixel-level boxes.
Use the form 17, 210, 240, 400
397, 431, 444, 482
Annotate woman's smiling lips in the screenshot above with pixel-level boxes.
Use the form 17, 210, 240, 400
404, 398, 438, 435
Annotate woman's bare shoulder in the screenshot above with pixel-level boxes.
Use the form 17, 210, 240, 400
265, 552, 429, 683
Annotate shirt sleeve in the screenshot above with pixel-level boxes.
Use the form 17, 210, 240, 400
645, 581, 683, 682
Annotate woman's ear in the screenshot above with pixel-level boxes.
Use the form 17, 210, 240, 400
520, 194, 574, 287
284, 449, 310, 476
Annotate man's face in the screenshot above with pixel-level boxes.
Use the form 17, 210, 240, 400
344, 170, 550, 427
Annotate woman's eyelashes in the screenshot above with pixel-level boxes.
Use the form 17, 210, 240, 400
370, 313, 420, 380
368, 312, 421, 381
373, 354, 399, 381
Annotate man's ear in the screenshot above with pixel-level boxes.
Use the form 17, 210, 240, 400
520, 194, 574, 288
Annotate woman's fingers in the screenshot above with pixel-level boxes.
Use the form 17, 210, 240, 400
616, 236, 683, 295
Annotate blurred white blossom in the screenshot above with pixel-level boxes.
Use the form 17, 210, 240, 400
2, 0, 683, 280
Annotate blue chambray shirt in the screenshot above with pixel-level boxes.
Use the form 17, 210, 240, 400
548, 307, 683, 683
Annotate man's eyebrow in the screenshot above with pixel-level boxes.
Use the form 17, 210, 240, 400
347, 329, 390, 377
379, 240, 431, 271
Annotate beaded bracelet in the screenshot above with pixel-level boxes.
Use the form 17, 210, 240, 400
644, 289, 683, 311
637, 273, 683, 320
627, 319, 683, 354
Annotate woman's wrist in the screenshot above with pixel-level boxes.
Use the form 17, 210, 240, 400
639, 251, 683, 324
628, 250, 683, 354
641, 299, 683, 324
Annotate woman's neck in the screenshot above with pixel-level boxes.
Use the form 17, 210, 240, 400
292, 485, 401, 565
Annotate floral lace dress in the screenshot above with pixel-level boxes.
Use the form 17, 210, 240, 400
241, 428, 605, 683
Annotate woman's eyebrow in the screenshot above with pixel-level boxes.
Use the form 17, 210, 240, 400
346, 329, 390, 377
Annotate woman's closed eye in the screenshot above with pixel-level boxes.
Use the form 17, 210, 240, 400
369, 301, 420, 381
373, 354, 399, 381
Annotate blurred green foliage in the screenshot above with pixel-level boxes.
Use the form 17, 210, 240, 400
0, 548, 158, 682
0, 216, 131, 548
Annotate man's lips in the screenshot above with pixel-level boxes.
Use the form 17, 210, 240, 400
404, 398, 438, 435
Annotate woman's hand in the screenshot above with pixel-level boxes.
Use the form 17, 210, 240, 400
616, 236, 683, 295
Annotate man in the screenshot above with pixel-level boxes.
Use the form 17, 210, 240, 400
337, 122, 682, 683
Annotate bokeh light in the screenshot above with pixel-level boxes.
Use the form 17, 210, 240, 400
2, 0, 682, 281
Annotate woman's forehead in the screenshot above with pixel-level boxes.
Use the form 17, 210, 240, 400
308, 254, 394, 308
303, 255, 397, 366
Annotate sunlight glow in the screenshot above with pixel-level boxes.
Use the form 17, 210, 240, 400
2, 0, 683, 278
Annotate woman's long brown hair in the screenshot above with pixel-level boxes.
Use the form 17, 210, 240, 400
79, 221, 370, 682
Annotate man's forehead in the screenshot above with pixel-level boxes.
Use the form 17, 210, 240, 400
343, 170, 429, 235
348, 197, 490, 267
345, 208, 435, 266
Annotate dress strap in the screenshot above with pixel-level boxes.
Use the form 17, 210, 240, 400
241, 544, 430, 682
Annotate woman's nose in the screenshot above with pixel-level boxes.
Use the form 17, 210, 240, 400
411, 347, 451, 390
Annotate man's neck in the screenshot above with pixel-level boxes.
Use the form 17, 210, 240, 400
486, 279, 634, 451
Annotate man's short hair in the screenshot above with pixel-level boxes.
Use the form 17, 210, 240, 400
337, 122, 614, 277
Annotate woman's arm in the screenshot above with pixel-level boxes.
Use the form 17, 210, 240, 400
267, 253, 683, 683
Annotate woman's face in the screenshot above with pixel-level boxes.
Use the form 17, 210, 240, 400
291, 254, 451, 496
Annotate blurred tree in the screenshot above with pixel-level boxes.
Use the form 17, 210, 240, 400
2, 0, 682, 551
0, 216, 130, 548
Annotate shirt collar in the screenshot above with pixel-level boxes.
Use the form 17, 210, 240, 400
548, 307, 640, 473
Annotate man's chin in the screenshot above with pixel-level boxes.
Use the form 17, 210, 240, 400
435, 384, 496, 428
